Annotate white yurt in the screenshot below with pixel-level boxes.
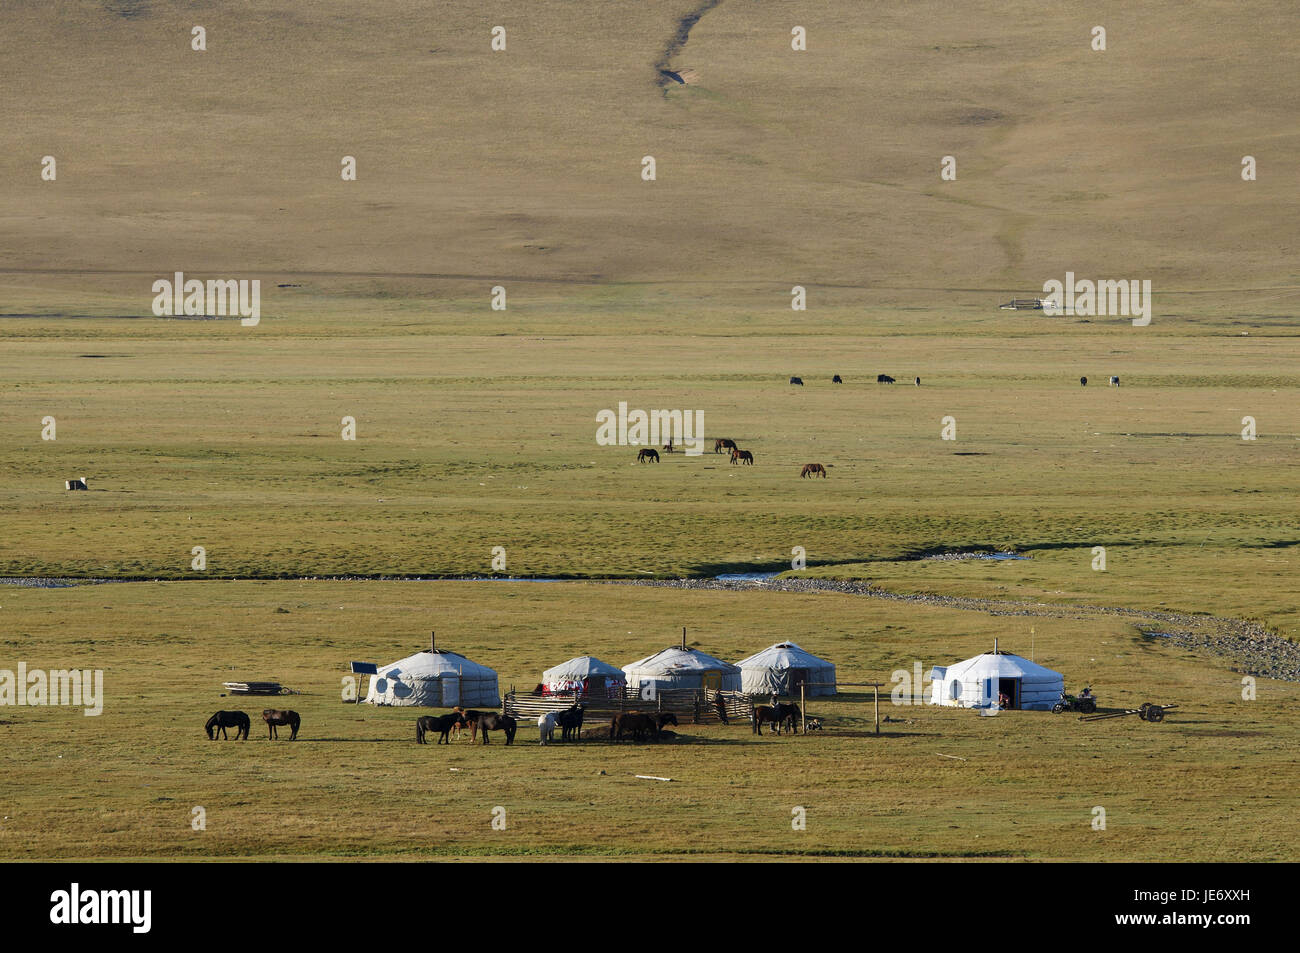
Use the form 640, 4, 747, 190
540, 655, 626, 697
365, 648, 500, 708
928, 649, 1064, 711
622, 646, 742, 696
734, 642, 837, 697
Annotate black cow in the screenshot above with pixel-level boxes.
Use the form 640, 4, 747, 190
1080, 376, 1088, 387
790, 376, 804, 386
877, 374, 895, 384
832, 374, 842, 383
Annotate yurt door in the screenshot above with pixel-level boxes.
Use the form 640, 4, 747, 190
787, 668, 809, 693
702, 671, 721, 692
442, 675, 460, 707
998, 677, 1019, 710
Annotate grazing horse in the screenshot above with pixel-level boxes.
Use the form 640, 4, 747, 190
735, 449, 754, 465
877, 374, 895, 383
790, 376, 804, 386
610, 712, 659, 743
654, 711, 679, 731
417, 711, 467, 745
714, 438, 737, 454
832, 374, 842, 383
538, 711, 560, 745
801, 463, 827, 478
262, 709, 300, 740
751, 705, 781, 735
637, 448, 659, 463
557, 704, 586, 741
205, 710, 250, 740
474, 712, 517, 745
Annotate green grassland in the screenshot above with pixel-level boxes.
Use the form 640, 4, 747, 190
1, 580, 1296, 862
1, 0, 1298, 861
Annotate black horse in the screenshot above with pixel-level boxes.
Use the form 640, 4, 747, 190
557, 704, 586, 741
773, 702, 802, 735
205, 710, 250, 740
472, 712, 517, 745
416, 711, 467, 745
654, 711, 679, 730
262, 709, 300, 740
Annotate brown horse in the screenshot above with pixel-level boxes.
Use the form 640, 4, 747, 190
751, 705, 782, 735
205, 710, 250, 740
262, 709, 300, 740
731, 449, 754, 465
637, 448, 659, 463
654, 711, 679, 730
800, 463, 827, 478
610, 711, 660, 742
714, 438, 737, 454
417, 711, 468, 745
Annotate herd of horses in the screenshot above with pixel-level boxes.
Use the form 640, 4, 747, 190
204, 709, 299, 741
641, 436, 822, 475
205, 701, 814, 746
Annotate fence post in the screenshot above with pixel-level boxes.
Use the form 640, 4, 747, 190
800, 683, 806, 734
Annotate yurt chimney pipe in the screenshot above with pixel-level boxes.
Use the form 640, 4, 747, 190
682, 627, 687, 650
431, 630, 435, 653
994, 638, 998, 655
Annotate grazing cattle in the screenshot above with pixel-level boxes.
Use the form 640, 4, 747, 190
915, 377, 921, 386
877, 374, 895, 383
714, 438, 737, 454
637, 448, 659, 463
557, 704, 586, 741
832, 374, 843, 383
800, 463, 827, 478
538, 711, 560, 745
1109, 376, 1120, 387
204, 710, 250, 740
730, 449, 754, 465
262, 709, 300, 740
417, 711, 467, 745
1080, 376, 1088, 387
790, 376, 804, 386
65, 476, 88, 491
610, 711, 659, 743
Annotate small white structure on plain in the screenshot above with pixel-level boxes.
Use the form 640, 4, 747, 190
540, 655, 626, 696
365, 640, 500, 708
65, 476, 88, 491
733, 641, 836, 697
622, 645, 741, 696
928, 642, 1064, 711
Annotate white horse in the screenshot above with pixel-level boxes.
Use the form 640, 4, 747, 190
538, 711, 560, 745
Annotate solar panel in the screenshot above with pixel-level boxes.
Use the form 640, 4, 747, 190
350, 661, 378, 675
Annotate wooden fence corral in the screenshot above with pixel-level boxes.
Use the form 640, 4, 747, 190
505, 687, 751, 726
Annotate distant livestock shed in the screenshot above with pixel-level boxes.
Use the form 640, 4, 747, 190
540, 655, 627, 697
622, 646, 741, 696
928, 651, 1063, 711
365, 648, 500, 708
734, 642, 836, 697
